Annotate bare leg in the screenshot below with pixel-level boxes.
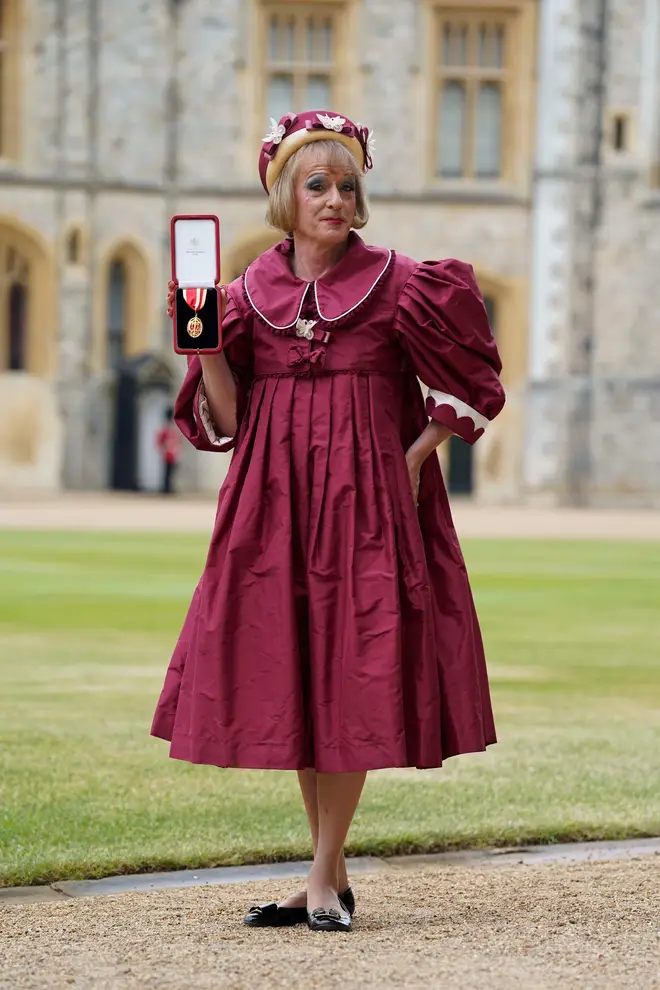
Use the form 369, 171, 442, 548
279, 769, 350, 909
306, 771, 367, 916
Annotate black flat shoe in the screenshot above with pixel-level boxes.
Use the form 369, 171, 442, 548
244, 887, 355, 927
243, 901, 305, 927
342, 886, 356, 917
307, 903, 352, 933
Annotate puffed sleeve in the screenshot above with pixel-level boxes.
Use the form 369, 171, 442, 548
395, 259, 505, 444
173, 289, 252, 453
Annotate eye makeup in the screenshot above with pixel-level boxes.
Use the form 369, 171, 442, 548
304, 173, 356, 193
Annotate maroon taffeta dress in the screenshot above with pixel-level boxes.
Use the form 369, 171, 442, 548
151, 232, 505, 773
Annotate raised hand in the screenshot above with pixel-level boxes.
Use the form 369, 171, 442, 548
167, 280, 177, 318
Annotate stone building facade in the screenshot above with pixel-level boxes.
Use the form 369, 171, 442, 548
0, 0, 659, 505
528, 0, 660, 507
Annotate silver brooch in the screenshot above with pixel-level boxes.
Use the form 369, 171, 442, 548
295, 318, 317, 340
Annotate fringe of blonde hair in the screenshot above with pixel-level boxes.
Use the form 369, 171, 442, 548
266, 140, 369, 234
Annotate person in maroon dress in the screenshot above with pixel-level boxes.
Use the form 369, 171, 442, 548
152, 110, 505, 933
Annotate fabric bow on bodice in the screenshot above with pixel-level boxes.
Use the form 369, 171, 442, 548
287, 343, 327, 369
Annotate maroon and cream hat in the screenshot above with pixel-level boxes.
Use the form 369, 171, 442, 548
259, 110, 375, 194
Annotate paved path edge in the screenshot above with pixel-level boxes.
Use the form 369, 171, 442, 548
2, 837, 659, 905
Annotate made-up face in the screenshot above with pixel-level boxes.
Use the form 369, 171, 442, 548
293, 161, 357, 247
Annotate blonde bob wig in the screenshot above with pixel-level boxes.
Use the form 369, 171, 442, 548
266, 140, 369, 234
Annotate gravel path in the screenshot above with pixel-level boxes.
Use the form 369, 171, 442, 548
2, 857, 658, 990
2, 492, 660, 539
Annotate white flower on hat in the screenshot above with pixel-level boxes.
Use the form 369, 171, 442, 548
262, 117, 287, 144
316, 113, 346, 132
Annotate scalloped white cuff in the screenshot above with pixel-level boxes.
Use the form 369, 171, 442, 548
427, 389, 489, 432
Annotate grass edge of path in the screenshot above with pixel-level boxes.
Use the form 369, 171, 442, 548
4, 822, 660, 890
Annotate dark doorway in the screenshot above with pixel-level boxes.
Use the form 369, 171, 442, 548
107, 259, 130, 488
107, 260, 126, 371
111, 367, 138, 490
448, 434, 474, 494
8, 282, 27, 370
447, 293, 497, 496
110, 354, 174, 492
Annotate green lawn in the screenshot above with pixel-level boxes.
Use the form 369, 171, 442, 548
1, 531, 659, 888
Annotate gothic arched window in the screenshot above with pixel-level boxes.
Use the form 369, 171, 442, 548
265, 7, 336, 120
100, 242, 150, 369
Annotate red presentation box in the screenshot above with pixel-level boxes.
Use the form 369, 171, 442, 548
170, 214, 223, 355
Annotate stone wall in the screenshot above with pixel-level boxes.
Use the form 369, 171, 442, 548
0, 375, 63, 491
1, 0, 537, 500
525, 0, 660, 506
29, 1, 660, 504
588, 0, 660, 506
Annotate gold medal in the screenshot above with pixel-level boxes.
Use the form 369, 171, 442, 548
187, 315, 203, 338
183, 287, 208, 339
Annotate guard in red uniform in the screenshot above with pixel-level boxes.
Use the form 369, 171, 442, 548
155, 408, 180, 495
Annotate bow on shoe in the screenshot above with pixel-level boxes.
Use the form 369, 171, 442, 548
307, 905, 353, 932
